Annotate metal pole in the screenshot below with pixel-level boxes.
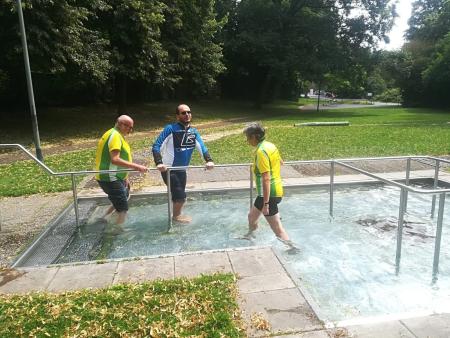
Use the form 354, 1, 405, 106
167, 169, 172, 231
330, 161, 335, 218
249, 165, 253, 210
316, 81, 321, 112
432, 193, 446, 284
71, 174, 79, 227
404, 158, 411, 212
16, 0, 43, 161
431, 160, 440, 218
395, 188, 406, 275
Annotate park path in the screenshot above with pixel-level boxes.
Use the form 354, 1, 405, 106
299, 100, 400, 111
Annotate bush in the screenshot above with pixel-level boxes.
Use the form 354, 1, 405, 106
375, 88, 402, 103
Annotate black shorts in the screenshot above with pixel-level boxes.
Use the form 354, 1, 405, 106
161, 170, 187, 202
97, 180, 130, 212
254, 196, 282, 216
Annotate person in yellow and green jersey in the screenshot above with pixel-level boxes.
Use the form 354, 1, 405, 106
243, 122, 296, 249
95, 115, 148, 225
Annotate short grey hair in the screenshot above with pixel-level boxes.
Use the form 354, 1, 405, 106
243, 122, 265, 142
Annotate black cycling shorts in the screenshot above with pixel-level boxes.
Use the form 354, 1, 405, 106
254, 196, 282, 216
161, 170, 187, 202
97, 179, 130, 212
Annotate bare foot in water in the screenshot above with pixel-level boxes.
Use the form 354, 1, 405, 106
173, 215, 192, 224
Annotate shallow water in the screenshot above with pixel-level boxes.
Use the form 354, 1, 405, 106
75, 184, 450, 322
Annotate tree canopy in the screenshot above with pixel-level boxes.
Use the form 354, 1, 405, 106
9, 0, 450, 111
399, 0, 450, 107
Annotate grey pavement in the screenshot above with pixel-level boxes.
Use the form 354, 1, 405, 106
2, 247, 450, 337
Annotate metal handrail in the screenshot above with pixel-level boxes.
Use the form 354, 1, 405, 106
334, 160, 450, 195
2, 143, 449, 282
329, 158, 448, 283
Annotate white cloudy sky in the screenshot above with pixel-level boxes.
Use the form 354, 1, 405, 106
381, 0, 413, 50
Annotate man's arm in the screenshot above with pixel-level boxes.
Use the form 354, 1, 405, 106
152, 125, 173, 172
194, 129, 214, 169
110, 150, 147, 173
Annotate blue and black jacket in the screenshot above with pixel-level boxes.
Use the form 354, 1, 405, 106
152, 122, 212, 167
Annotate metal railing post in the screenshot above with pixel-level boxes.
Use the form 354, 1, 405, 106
167, 168, 172, 231
404, 158, 411, 212
249, 165, 253, 210
431, 159, 440, 218
71, 174, 79, 227
432, 193, 446, 284
395, 188, 407, 275
330, 160, 335, 218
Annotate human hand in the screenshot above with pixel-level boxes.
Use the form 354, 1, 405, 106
135, 164, 148, 173
205, 161, 214, 170
157, 164, 167, 172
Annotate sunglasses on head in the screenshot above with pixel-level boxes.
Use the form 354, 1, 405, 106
178, 111, 191, 116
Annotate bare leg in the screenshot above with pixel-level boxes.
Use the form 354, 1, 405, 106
116, 211, 127, 225
102, 205, 115, 219
172, 201, 191, 223
265, 213, 290, 241
248, 206, 262, 232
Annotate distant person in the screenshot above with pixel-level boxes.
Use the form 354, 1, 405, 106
243, 122, 296, 248
152, 104, 214, 223
95, 115, 147, 224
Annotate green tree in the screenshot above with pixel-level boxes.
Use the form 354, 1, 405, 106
94, 0, 169, 113
161, 0, 226, 99
0, 0, 110, 107
218, 0, 395, 107
401, 0, 450, 107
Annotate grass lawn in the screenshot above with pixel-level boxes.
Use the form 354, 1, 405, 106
1, 102, 449, 197
0, 273, 244, 337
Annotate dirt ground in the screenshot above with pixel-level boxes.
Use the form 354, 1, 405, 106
0, 192, 72, 268
0, 117, 249, 165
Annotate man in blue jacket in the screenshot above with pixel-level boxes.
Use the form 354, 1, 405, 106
152, 104, 214, 223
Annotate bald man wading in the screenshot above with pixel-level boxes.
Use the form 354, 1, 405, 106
95, 115, 148, 225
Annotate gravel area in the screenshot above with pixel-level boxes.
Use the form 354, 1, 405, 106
0, 192, 72, 268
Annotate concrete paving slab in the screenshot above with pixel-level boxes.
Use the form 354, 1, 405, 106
228, 247, 285, 277
229, 180, 250, 188
0, 267, 58, 294
272, 331, 330, 338
197, 181, 232, 190
174, 251, 232, 278
283, 178, 318, 185
113, 257, 174, 284
343, 321, 415, 338
238, 272, 295, 293
240, 287, 323, 336
47, 262, 118, 292
401, 313, 450, 338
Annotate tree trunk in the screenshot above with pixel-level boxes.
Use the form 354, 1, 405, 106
255, 71, 272, 109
